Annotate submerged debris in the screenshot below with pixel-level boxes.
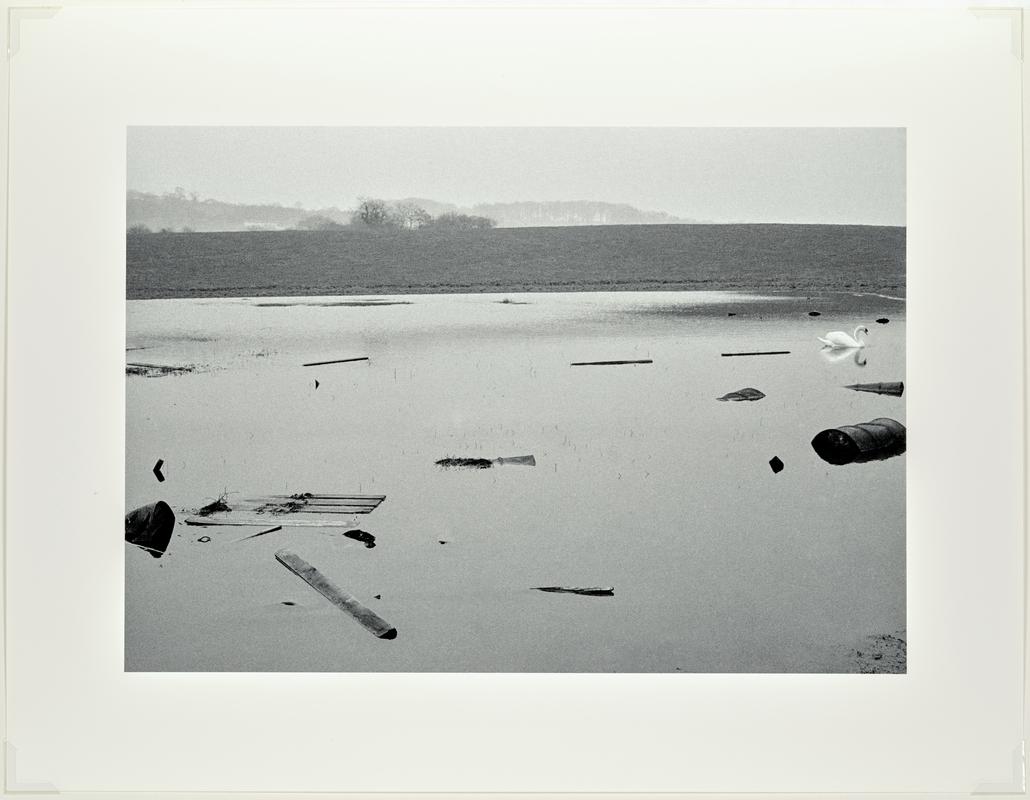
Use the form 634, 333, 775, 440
852, 631, 906, 673
717, 387, 766, 402
811, 418, 906, 465
533, 586, 615, 597
436, 455, 537, 470
275, 549, 397, 639
197, 536, 211, 543
195, 494, 231, 517
186, 493, 386, 526
125, 500, 176, 558
845, 381, 904, 397
126, 362, 197, 377
769, 456, 784, 474
344, 529, 376, 548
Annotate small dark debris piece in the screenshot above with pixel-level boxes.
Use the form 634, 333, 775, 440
197, 536, 211, 543
876, 318, 890, 324
373, 594, 381, 600
727, 312, 737, 317
153, 459, 165, 482
808, 311, 821, 317
717, 387, 766, 402
314, 380, 320, 389
281, 601, 296, 606
769, 456, 784, 474
438, 540, 449, 545
344, 529, 376, 548
196, 496, 230, 516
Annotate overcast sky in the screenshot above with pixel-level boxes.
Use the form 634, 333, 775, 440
127, 127, 905, 225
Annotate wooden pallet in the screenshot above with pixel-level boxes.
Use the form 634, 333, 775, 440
184, 493, 385, 527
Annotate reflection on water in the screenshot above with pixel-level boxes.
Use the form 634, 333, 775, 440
126, 292, 906, 672
820, 346, 867, 367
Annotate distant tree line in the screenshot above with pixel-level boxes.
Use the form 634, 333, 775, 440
128, 196, 496, 235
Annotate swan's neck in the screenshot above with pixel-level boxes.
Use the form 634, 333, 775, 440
853, 327, 866, 342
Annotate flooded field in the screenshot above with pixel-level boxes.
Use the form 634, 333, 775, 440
126, 291, 905, 672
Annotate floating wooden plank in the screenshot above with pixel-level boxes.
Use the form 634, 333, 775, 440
844, 381, 904, 397
302, 356, 369, 367
184, 493, 385, 527
436, 455, 537, 469
570, 359, 652, 366
533, 586, 615, 597
275, 549, 396, 639
720, 351, 791, 357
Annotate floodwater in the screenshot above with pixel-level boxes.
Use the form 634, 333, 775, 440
125, 292, 905, 672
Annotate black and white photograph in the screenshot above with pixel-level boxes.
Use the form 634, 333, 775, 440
125, 126, 906, 673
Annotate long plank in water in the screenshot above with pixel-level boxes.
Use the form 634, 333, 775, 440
302, 356, 370, 367
533, 586, 615, 597
720, 351, 791, 357
570, 359, 652, 366
275, 549, 397, 639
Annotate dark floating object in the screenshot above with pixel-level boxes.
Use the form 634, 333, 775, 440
125, 500, 176, 558
436, 455, 536, 470
126, 362, 196, 377
811, 417, 906, 465
197, 536, 211, 543
808, 311, 822, 317
373, 594, 382, 600
721, 351, 791, 357
727, 312, 737, 317
717, 387, 766, 402
876, 318, 890, 324
153, 459, 165, 482
281, 601, 296, 606
533, 586, 615, 597
275, 549, 397, 639
570, 359, 652, 366
302, 356, 369, 367
769, 456, 784, 474
845, 381, 904, 397
438, 540, 449, 545
314, 380, 320, 389
436, 457, 492, 469
344, 529, 376, 549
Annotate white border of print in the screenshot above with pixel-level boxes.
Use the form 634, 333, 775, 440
2, 2, 1025, 795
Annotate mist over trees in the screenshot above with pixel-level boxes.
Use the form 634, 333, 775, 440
127, 191, 687, 234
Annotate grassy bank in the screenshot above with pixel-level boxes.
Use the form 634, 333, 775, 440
127, 223, 905, 300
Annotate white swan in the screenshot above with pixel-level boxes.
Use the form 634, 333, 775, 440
818, 326, 869, 349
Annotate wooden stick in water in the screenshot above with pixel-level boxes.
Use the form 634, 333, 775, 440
302, 357, 369, 367
720, 351, 791, 357
275, 549, 397, 639
570, 359, 652, 366
234, 525, 282, 543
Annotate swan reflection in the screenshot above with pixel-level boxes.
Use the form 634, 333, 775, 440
820, 346, 867, 367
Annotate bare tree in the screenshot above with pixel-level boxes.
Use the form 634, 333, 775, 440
351, 197, 392, 227
392, 201, 433, 230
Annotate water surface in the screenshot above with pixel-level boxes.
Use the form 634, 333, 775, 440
126, 291, 905, 672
